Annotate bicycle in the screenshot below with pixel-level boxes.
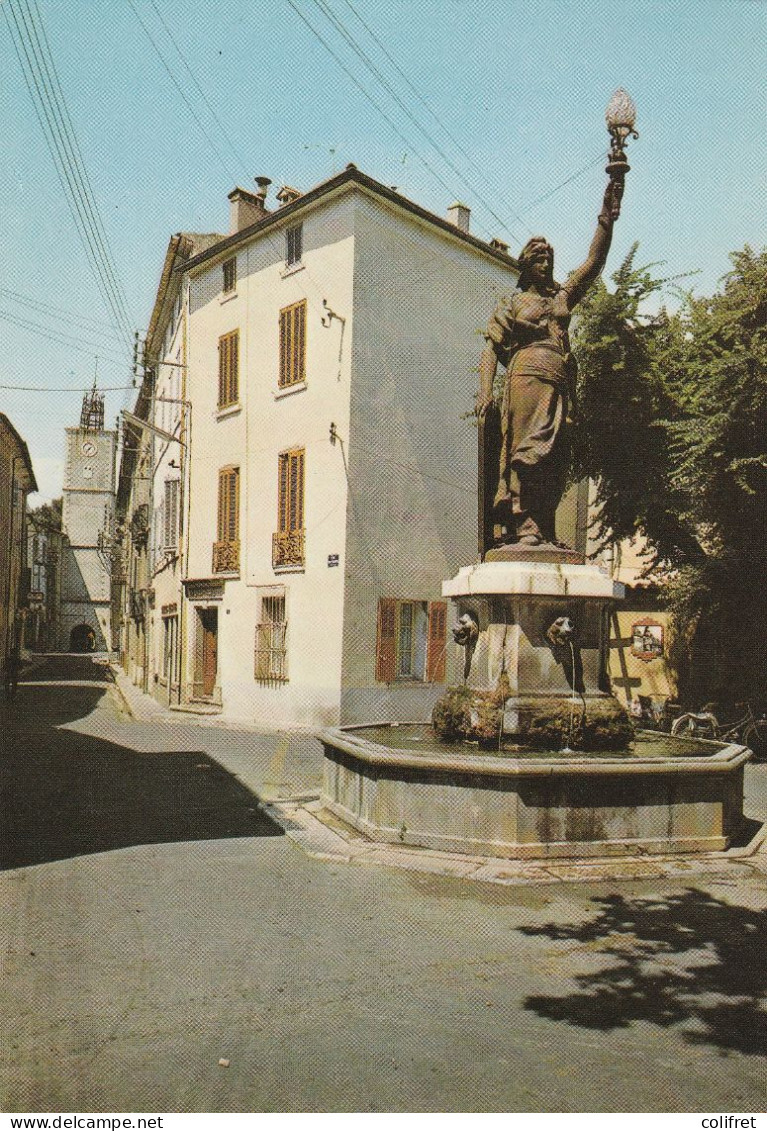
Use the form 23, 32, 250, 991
671, 700, 767, 760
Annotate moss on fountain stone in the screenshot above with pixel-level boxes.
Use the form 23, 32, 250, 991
431, 683, 633, 752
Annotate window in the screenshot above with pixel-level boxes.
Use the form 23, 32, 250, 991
278, 301, 306, 389
254, 592, 287, 683
218, 329, 239, 408
273, 448, 305, 569
163, 478, 180, 551
213, 466, 239, 573
222, 257, 237, 294
162, 611, 179, 684
375, 599, 447, 683
285, 223, 303, 267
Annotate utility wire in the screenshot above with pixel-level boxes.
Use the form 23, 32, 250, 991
146, 0, 249, 177
342, 0, 603, 232
0, 310, 127, 363
518, 150, 606, 215
0, 286, 128, 339
0, 381, 134, 392
5, 3, 125, 345
285, 0, 503, 241
312, 0, 530, 243
4, 1, 134, 349
126, 0, 240, 183
26, 0, 134, 341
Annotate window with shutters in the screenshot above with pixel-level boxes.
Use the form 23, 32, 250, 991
222, 256, 237, 294
213, 466, 239, 573
254, 591, 288, 683
218, 329, 239, 408
285, 224, 303, 267
278, 301, 306, 389
163, 478, 180, 551
273, 448, 305, 569
376, 598, 447, 683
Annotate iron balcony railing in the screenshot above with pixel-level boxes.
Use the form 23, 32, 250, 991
272, 529, 304, 569
212, 539, 240, 574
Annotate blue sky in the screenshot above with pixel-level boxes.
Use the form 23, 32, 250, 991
2, 0, 764, 501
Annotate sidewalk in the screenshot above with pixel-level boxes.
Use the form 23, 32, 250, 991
110, 662, 270, 729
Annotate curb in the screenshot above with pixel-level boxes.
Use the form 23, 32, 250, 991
262, 798, 767, 888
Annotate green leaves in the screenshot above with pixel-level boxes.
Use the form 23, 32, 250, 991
571, 244, 767, 704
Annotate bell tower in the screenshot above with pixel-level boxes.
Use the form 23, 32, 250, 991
59, 385, 117, 652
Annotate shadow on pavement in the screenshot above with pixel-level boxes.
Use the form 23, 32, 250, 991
519, 888, 767, 1056
0, 681, 282, 871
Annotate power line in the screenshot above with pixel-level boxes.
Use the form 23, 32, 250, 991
311, 0, 531, 243
0, 286, 127, 339
4, 1, 134, 349
146, 0, 248, 176
125, 0, 240, 183
518, 151, 606, 215
0, 309, 127, 364
0, 381, 134, 392
26, 0, 134, 341
284, 0, 496, 238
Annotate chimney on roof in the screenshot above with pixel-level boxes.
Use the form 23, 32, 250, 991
489, 236, 509, 253
276, 185, 301, 207
227, 176, 271, 234
447, 201, 470, 234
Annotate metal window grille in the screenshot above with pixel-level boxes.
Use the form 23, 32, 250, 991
255, 595, 287, 683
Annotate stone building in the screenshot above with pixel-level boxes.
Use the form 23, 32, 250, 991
59, 387, 117, 652
0, 413, 37, 680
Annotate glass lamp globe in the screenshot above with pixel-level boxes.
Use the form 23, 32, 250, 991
606, 88, 637, 139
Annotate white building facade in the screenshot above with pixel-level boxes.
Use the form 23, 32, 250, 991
174, 166, 520, 727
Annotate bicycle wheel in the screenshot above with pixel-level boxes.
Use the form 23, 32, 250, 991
743, 720, 767, 761
671, 715, 695, 738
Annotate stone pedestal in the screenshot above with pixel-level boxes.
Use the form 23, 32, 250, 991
440, 559, 628, 747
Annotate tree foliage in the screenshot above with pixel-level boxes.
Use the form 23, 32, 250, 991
570, 245, 767, 705
28, 497, 62, 531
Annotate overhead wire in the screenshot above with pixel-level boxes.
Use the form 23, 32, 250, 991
125, 0, 241, 183
0, 286, 128, 340
0, 381, 134, 392
0, 309, 128, 364
145, 0, 249, 176
26, 0, 134, 342
4, 0, 134, 350
308, 0, 530, 244
284, 0, 506, 242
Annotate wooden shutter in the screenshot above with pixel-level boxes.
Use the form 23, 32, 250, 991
163, 479, 179, 548
217, 467, 239, 542
376, 598, 397, 683
278, 449, 304, 533
279, 301, 306, 387
218, 330, 239, 407
426, 601, 447, 683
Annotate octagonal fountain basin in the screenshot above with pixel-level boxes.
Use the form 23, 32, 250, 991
318, 724, 752, 861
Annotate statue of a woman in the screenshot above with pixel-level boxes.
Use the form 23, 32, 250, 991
476, 175, 626, 549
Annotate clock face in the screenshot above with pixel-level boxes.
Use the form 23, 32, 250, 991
81, 440, 97, 457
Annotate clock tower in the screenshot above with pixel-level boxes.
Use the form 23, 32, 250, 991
59, 385, 117, 652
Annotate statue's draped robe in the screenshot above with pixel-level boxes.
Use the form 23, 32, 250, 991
485, 287, 573, 544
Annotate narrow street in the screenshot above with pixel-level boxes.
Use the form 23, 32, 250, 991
2, 655, 766, 1113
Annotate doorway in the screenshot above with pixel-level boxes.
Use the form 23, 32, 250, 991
70, 623, 96, 652
195, 607, 218, 699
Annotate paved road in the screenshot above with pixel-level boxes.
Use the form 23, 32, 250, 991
2, 656, 766, 1113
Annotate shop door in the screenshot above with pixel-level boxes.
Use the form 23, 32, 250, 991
200, 608, 218, 698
